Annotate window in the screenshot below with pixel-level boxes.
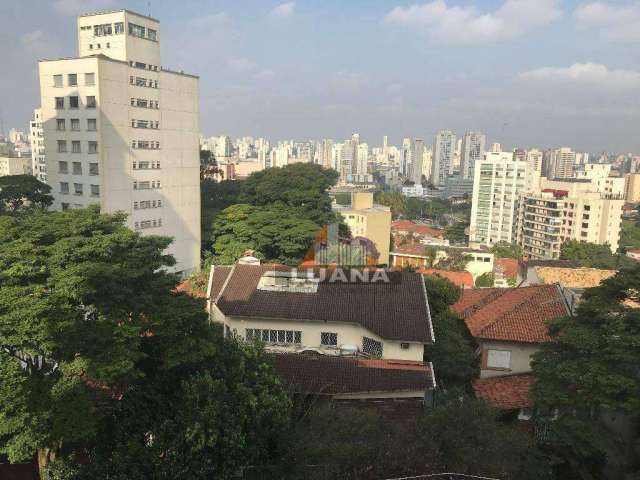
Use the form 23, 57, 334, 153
89, 44, 93, 50
60, 182, 69, 194
61, 202, 70, 210
71, 141, 81, 154
128, 23, 146, 38
94, 23, 112, 36
85, 73, 95, 86
89, 163, 99, 175
246, 329, 302, 344
90, 185, 100, 197
400, 342, 410, 350
69, 96, 79, 109
55, 97, 64, 109
114, 22, 124, 34
148, 28, 157, 41
486, 349, 511, 369
321, 332, 337, 346
86, 96, 96, 108
135, 76, 147, 87
58, 161, 68, 174
57, 140, 67, 153
70, 119, 80, 131
72, 162, 82, 174
582, 222, 589, 229
56, 119, 65, 131
87, 118, 97, 131
68, 74, 77, 86
88, 141, 98, 154
362, 337, 383, 357
73, 183, 83, 195
53, 75, 63, 87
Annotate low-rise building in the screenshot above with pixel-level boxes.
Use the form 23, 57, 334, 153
473, 373, 534, 420
333, 191, 392, 265
452, 285, 570, 379
207, 262, 433, 362
0, 156, 32, 176
626, 248, 640, 261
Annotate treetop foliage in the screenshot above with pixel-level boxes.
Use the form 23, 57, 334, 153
0, 174, 53, 213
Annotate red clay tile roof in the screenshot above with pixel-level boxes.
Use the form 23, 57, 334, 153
392, 220, 445, 238
273, 354, 435, 395
210, 264, 433, 343
392, 244, 430, 256
175, 279, 208, 298
420, 268, 474, 288
473, 373, 534, 410
494, 258, 518, 279
451, 285, 570, 343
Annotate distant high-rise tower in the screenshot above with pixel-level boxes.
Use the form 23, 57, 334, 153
38, 10, 200, 273
318, 139, 333, 169
432, 131, 456, 186
460, 132, 486, 180
29, 108, 46, 182
410, 138, 424, 184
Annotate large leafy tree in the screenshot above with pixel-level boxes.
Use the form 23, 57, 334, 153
239, 163, 339, 226
0, 207, 289, 477
209, 204, 320, 266
422, 275, 478, 387
374, 191, 406, 219
490, 241, 523, 260
531, 265, 640, 479
0, 174, 53, 213
560, 239, 635, 269
200, 179, 244, 252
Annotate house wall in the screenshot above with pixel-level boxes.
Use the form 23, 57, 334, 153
479, 339, 540, 378
210, 306, 425, 362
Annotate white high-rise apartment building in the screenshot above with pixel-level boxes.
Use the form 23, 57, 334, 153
469, 151, 539, 247
432, 130, 456, 186
38, 10, 200, 274
318, 139, 333, 169
357, 143, 369, 175
30, 108, 47, 182
215, 135, 233, 158
460, 132, 486, 180
547, 147, 576, 179
526, 148, 543, 173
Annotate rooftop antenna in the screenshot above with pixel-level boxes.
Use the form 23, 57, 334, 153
148, 1, 152, 17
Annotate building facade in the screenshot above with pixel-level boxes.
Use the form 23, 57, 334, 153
460, 131, 485, 180
469, 151, 537, 247
0, 156, 32, 176
432, 130, 456, 186
625, 173, 640, 203
37, 10, 200, 273
30, 109, 47, 182
518, 178, 625, 259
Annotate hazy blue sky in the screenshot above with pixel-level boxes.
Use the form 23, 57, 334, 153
1, 0, 639, 152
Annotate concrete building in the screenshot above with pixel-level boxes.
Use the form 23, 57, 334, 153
38, 9, 200, 274
410, 138, 424, 184
460, 132, 485, 180
432, 130, 456, 186
332, 191, 392, 265
518, 178, 625, 259
318, 138, 333, 169
624, 173, 640, 203
215, 135, 232, 158
0, 156, 32, 176
469, 151, 538, 247
526, 148, 543, 173
30, 108, 47, 182
547, 147, 576, 179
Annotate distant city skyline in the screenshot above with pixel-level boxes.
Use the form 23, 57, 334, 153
1, 0, 640, 152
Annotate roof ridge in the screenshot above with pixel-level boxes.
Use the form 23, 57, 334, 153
214, 264, 236, 305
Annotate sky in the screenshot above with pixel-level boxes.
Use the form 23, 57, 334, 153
0, 0, 639, 153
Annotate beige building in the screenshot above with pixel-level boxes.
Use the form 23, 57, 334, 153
37, 10, 200, 274
625, 173, 640, 203
453, 285, 570, 379
332, 191, 392, 265
0, 156, 32, 177
518, 178, 624, 259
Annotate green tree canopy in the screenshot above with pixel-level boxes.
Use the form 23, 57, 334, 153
374, 191, 406, 219
0, 207, 289, 478
0, 174, 53, 213
200, 179, 244, 252
531, 265, 640, 479
239, 163, 339, 226
560, 239, 635, 269
209, 204, 320, 266
423, 275, 478, 387
474, 272, 495, 287
435, 250, 471, 271
490, 241, 523, 260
